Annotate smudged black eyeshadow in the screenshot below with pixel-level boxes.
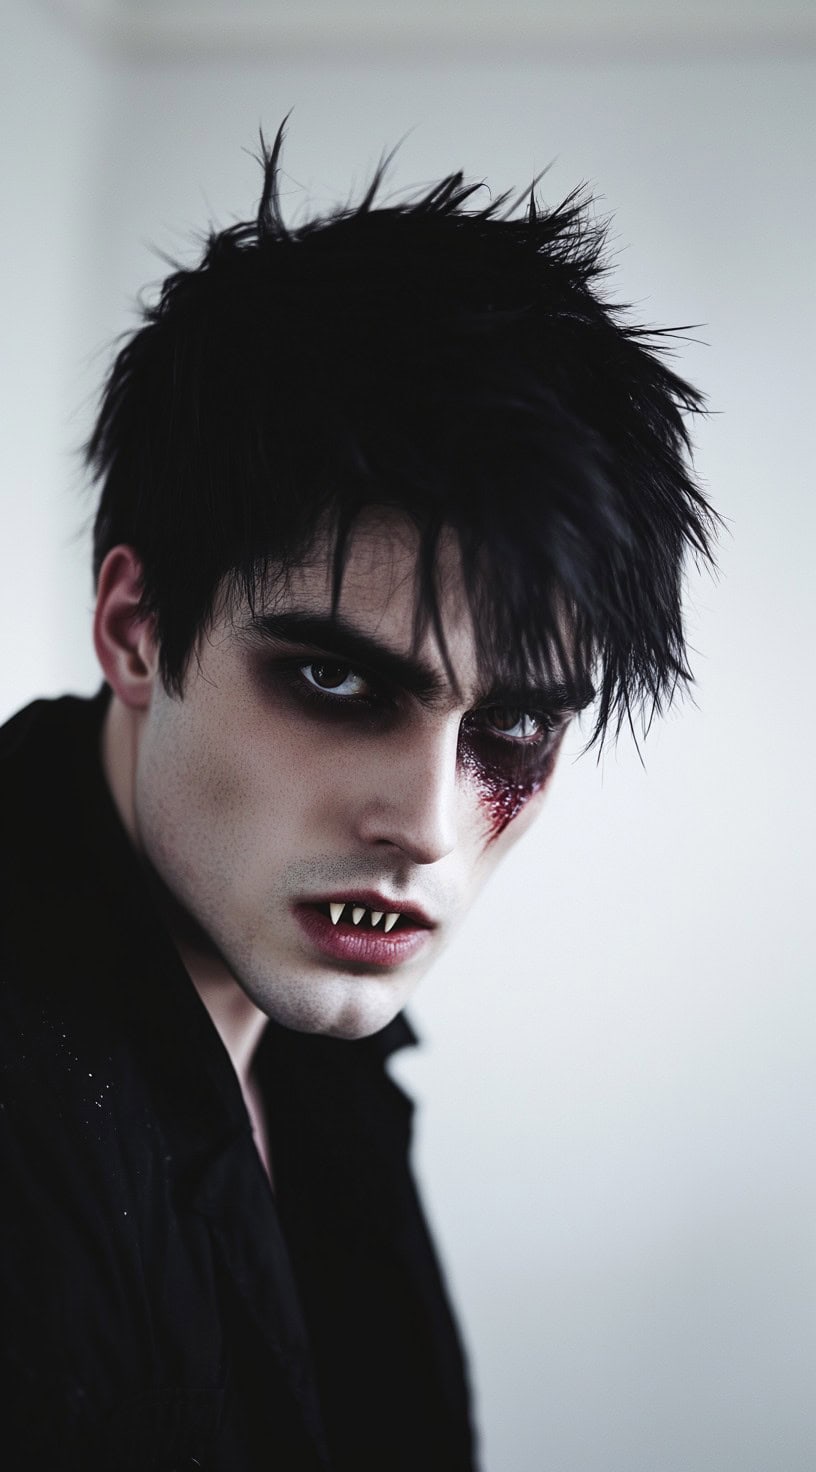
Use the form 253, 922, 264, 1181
458, 719, 561, 786
312, 664, 558, 770
260, 657, 401, 729
252, 651, 569, 786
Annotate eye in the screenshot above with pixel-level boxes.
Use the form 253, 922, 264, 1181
479, 707, 550, 742
300, 660, 372, 699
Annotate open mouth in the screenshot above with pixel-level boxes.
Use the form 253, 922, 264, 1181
313, 901, 416, 934
293, 896, 433, 968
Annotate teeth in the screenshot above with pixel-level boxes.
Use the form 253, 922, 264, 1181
325, 902, 404, 932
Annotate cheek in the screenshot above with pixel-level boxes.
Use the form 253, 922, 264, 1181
185, 699, 354, 856
458, 740, 560, 843
141, 688, 295, 853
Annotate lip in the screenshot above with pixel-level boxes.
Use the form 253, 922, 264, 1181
293, 895, 435, 969
303, 889, 436, 930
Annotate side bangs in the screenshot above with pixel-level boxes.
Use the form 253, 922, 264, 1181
178, 359, 712, 751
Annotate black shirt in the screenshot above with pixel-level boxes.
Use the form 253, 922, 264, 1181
0, 692, 477, 1471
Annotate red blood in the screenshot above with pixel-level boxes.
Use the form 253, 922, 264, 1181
458, 742, 548, 841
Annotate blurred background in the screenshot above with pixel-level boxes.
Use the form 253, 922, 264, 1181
2, 2, 814, 1468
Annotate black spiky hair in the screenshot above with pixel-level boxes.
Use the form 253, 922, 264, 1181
88, 119, 716, 747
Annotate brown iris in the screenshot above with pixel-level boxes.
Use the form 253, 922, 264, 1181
308, 661, 353, 690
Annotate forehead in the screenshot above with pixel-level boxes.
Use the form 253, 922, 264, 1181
230, 508, 592, 717
258, 508, 478, 676
303, 509, 460, 606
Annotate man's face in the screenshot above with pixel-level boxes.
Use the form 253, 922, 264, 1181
133, 511, 576, 1038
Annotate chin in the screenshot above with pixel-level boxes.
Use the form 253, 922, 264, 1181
250, 968, 415, 1041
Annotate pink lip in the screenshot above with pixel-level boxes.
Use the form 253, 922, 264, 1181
293, 899, 434, 969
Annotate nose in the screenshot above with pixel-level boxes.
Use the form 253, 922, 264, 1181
355, 717, 460, 866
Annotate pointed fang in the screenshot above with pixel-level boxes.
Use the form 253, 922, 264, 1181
370, 911, 384, 928
351, 906, 365, 925
383, 913, 399, 933
329, 902, 345, 925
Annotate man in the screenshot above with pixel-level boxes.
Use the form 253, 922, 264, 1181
0, 125, 715, 1470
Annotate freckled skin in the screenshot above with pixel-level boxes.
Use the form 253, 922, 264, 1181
125, 511, 570, 1040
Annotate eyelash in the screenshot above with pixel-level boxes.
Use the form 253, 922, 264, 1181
286, 658, 559, 751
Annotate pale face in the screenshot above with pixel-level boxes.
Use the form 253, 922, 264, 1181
131, 513, 578, 1039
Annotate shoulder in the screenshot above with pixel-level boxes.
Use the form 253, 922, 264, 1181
0, 692, 164, 1389
0, 690, 129, 1057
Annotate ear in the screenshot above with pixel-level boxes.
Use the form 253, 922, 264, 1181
93, 546, 159, 711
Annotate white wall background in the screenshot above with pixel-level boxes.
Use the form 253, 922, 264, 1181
3, 2, 815, 1468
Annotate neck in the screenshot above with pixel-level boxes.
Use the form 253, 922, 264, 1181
172, 930, 269, 1090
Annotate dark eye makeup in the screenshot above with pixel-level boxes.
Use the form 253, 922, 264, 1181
266, 657, 397, 724
261, 654, 564, 767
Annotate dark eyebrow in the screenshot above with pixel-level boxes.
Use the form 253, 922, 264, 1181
246, 610, 447, 702
246, 609, 595, 715
479, 677, 596, 718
